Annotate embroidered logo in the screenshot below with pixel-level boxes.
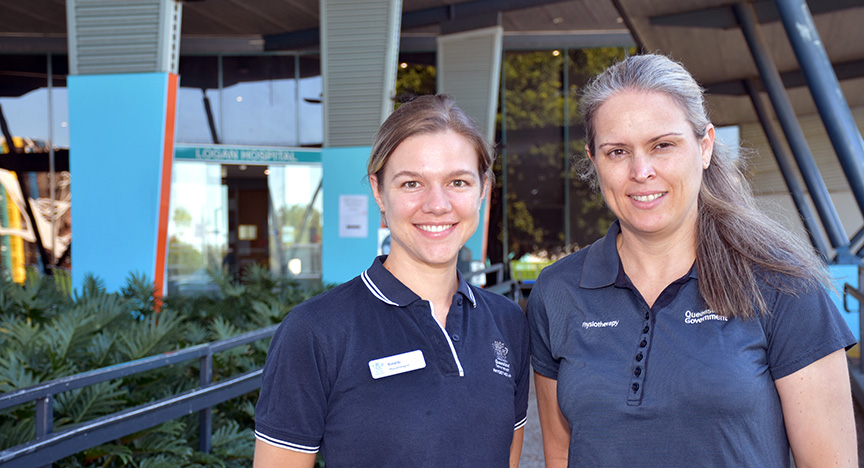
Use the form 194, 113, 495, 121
492, 340, 512, 378
581, 320, 619, 329
684, 309, 728, 324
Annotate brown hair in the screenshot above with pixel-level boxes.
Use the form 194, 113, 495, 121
368, 94, 494, 186
579, 54, 829, 319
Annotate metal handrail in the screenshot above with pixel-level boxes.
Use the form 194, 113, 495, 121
0, 324, 278, 411
0, 323, 280, 466
0, 370, 263, 468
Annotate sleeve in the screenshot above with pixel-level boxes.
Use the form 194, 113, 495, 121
525, 274, 561, 380
254, 309, 329, 453
763, 285, 857, 380
513, 308, 531, 431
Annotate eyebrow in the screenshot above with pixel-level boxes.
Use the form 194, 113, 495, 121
390, 169, 478, 179
597, 132, 684, 149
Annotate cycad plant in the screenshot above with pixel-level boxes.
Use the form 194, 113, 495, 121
0, 265, 329, 467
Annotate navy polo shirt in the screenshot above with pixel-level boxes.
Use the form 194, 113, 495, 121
527, 221, 855, 467
255, 256, 530, 467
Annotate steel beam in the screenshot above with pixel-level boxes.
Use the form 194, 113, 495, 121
266, 0, 583, 51
651, 0, 862, 29
734, 2, 853, 262
744, 79, 830, 260
776, 0, 864, 239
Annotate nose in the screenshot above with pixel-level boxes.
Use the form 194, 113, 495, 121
630, 153, 656, 182
422, 185, 452, 214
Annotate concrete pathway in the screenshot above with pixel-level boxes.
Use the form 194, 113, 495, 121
519, 372, 545, 468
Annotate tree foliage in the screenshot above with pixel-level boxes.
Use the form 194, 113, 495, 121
0, 267, 329, 467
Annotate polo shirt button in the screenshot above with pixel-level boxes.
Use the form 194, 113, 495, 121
634, 367, 642, 377
631, 382, 640, 393
456, 298, 463, 306
642, 325, 649, 334
639, 339, 647, 347
452, 334, 461, 342
644, 312, 649, 320
635, 352, 643, 362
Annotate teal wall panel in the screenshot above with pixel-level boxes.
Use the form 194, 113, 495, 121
69, 73, 171, 292
321, 146, 379, 284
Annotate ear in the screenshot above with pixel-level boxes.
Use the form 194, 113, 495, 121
480, 177, 490, 202
585, 145, 598, 167
369, 174, 385, 212
701, 124, 715, 169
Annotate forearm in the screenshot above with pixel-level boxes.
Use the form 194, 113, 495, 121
533, 372, 570, 468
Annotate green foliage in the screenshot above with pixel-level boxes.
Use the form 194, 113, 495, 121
495, 48, 631, 259
395, 64, 436, 103
276, 204, 323, 244
0, 267, 328, 467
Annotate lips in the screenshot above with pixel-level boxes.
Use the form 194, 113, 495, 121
417, 224, 454, 233
630, 192, 666, 202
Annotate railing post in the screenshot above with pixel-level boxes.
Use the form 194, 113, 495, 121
35, 394, 53, 468
199, 353, 213, 453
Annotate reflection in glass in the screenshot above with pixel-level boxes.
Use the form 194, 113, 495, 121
166, 162, 227, 295
166, 160, 323, 293
268, 164, 323, 284
0, 53, 71, 280
221, 56, 299, 146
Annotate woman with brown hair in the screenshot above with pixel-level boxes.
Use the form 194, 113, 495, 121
528, 54, 857, 467
255, 95, 529, 467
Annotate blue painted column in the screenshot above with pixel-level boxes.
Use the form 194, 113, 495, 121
69, 73, 178, 293
66, 0, 182, 293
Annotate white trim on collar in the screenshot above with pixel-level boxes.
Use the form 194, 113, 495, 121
361, 269, 399, 306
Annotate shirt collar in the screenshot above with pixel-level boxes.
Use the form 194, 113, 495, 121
361, 255, 477, 308
580, 220, 699, 289
580, 220, 624, 289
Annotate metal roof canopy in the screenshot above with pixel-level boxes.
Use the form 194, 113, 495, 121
614, 0, 864, 126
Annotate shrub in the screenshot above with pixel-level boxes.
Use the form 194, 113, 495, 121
0, 265, 330, 467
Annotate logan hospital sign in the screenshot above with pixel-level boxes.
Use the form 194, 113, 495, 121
174, 144, 321, 164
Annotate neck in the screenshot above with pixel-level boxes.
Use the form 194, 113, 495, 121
617, 224, 697, 306
382, 254, 459, 308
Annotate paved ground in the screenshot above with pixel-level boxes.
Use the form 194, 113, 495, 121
519, 372, 545, 468
855, 398, 864, 467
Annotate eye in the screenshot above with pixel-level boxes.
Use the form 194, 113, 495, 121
654, 142, 674, 150
451, 179, 469, 188
402, 180, 419, 189
606, 148, 627, 158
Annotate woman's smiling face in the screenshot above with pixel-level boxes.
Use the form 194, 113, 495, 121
589, 90, 714, 241
371, 130, 486, 270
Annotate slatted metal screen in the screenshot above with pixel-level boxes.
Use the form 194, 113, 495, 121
66, 0, 182, 75
437, 26, 504, 143
321, 0, 402, 147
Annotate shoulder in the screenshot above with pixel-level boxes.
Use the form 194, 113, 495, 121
469, 286, 528, 332
471, 286, 524, 315
532, 247, 591, 290
281, 275, 368, 326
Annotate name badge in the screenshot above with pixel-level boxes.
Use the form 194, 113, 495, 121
368, 350, 426, 379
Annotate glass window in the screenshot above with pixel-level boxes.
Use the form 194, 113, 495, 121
166, 159, 323, 294
491, 48, 630, 274
166, 161, 227, 295
221, 56, 299, 146
268, 164, 323, 282
0, 53, 71, 280
297, 56, 322, 146
177, 56, 221, 144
